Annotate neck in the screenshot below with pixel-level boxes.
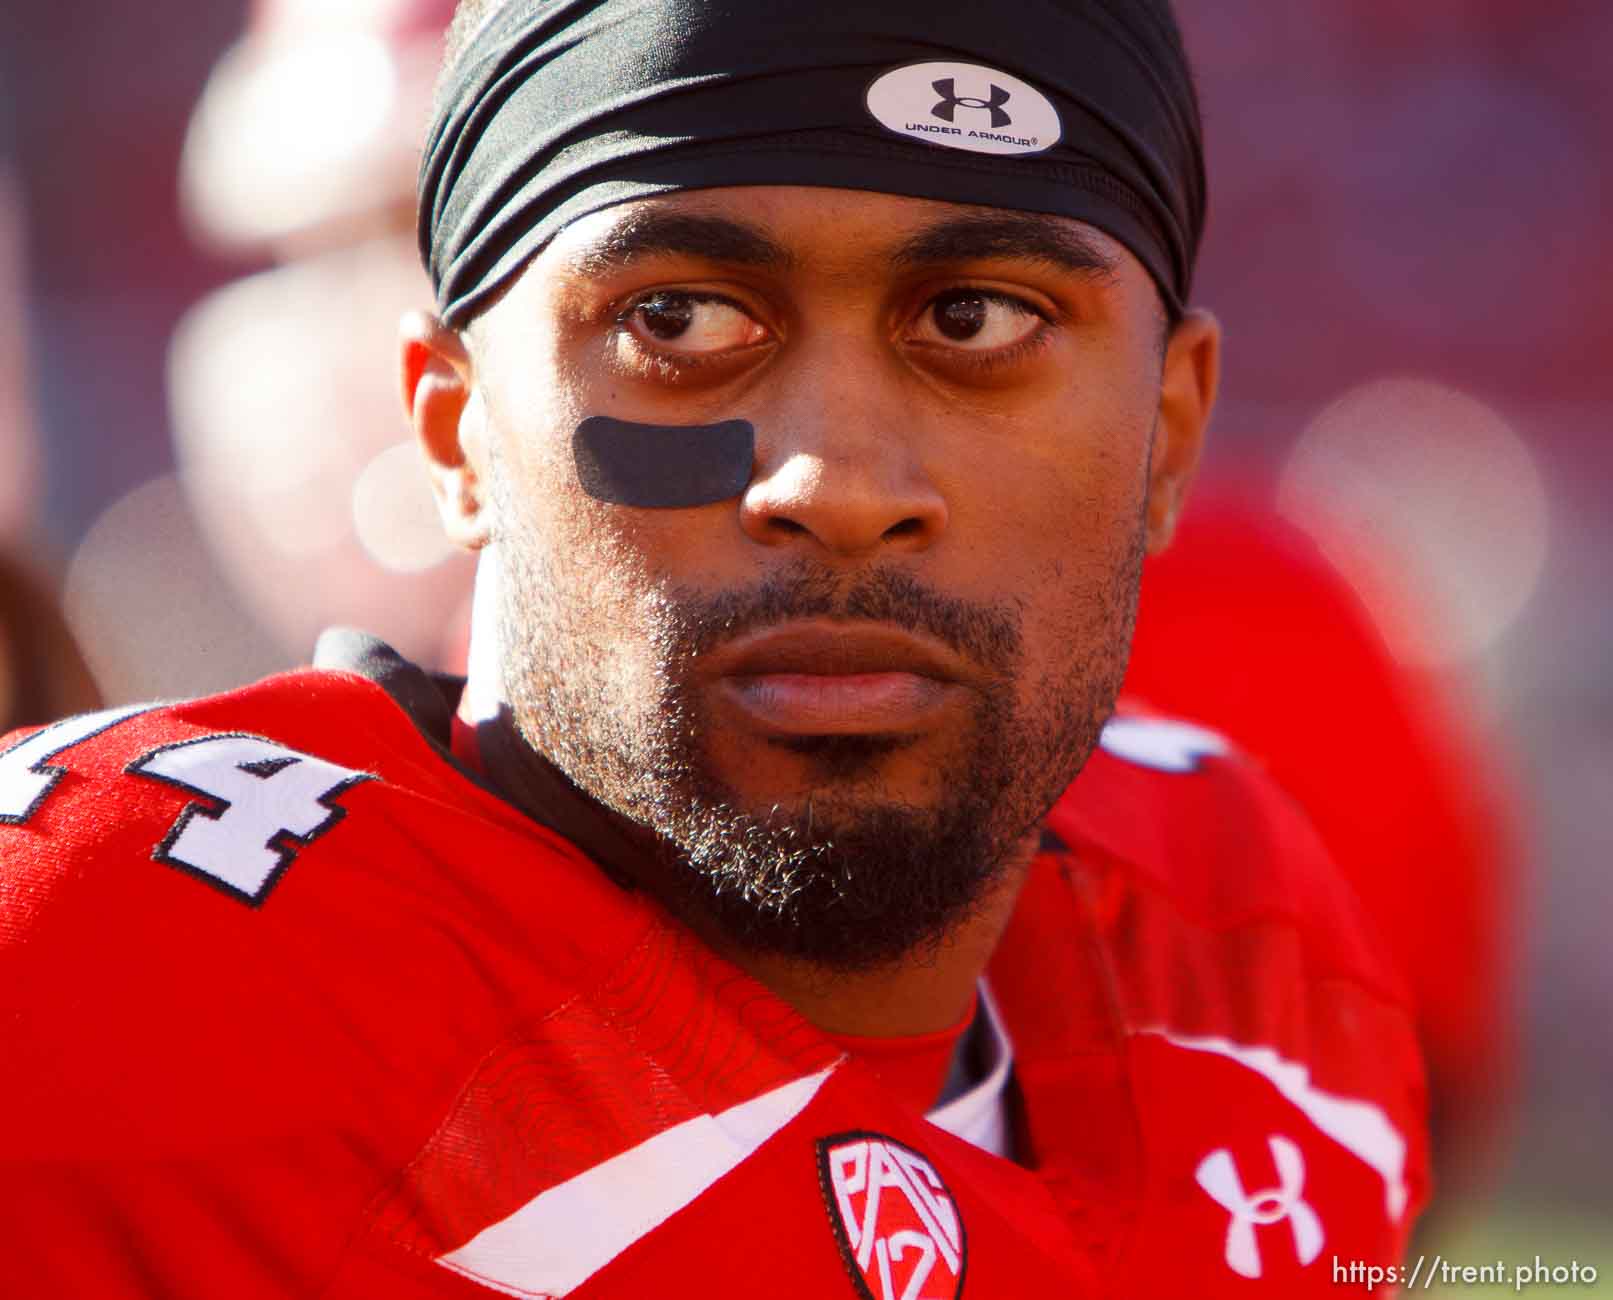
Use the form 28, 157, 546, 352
459, 550, 1038, 1039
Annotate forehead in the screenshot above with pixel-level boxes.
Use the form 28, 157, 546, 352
536, 186, 1138, 284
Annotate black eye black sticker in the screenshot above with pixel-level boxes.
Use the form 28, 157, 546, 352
572, 416, 755, 509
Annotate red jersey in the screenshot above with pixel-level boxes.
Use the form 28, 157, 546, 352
0, 658, 1428, 1297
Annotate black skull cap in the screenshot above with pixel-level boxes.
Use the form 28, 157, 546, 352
420, 0, 1206, 328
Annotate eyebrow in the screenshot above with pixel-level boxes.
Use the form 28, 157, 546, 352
560, 205, 1120, 285
891, 213, 1121, 279
563, 211, 795, 277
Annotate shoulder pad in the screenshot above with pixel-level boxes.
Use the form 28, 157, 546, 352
0, 671, 647, 1157
1046, 708, 1400, 995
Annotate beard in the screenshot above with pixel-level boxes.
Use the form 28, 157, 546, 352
492, 490, 1143, 971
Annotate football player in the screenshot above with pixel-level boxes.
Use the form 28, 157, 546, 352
0, 1, 1429, 1295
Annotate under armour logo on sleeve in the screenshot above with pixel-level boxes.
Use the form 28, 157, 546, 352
1195, 1135, 1324, 1279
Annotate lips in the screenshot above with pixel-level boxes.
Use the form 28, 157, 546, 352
705, 621, 974, 736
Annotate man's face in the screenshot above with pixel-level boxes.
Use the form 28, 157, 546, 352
456, 185, 1196, 968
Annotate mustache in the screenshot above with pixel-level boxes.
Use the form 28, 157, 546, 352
657, 563, 1025, 680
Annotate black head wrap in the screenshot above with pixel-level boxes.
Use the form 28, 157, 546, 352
420, 0, 1205, 328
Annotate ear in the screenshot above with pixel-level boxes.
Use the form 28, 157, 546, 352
1144, 308, 1220, 554
400, 310, 492, 551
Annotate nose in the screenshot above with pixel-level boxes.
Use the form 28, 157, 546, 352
737, 354, 949, 559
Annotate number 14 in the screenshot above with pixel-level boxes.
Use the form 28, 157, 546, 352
1, 708, 372, 905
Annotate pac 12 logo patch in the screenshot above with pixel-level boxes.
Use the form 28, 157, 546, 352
817, 1133, 966, 1300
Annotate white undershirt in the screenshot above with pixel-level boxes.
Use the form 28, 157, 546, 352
925, 980, 1015, 1158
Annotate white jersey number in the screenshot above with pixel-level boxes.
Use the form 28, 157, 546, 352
0, 706, 150, 823
129, 735, 372, 905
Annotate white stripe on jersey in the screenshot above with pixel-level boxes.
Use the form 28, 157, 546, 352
438, 1067, 835, 1297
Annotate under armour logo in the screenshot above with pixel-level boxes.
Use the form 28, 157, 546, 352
930, 78, 1012, 129
1195, 1135, 1325, 1279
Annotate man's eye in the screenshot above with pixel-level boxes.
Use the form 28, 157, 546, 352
622, 292, 767, 354
912, 290, 1043, 351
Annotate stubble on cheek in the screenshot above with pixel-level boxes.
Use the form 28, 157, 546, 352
485, 396, 1149, 966
489, 437, 676, 811
478, 304, 1149, 807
